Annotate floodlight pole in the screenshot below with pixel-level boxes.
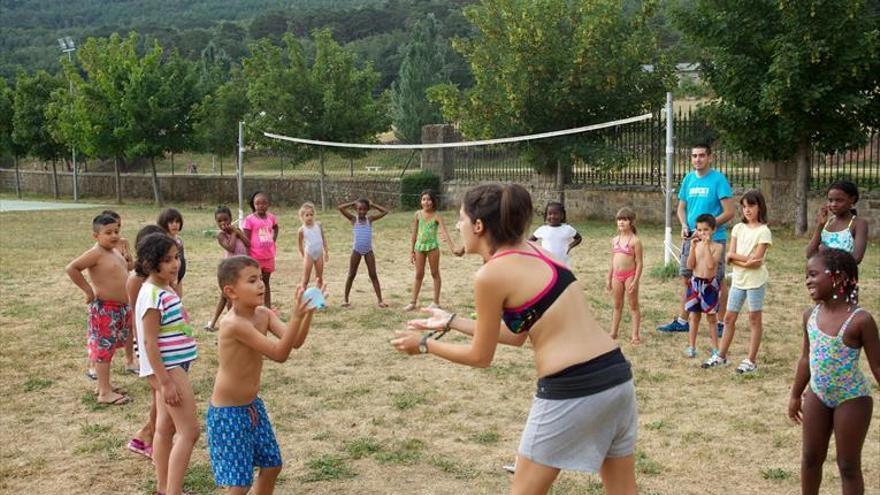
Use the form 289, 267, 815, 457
60, 38, 78, 201
237, 121, 245, 224
664, 92, 674, 265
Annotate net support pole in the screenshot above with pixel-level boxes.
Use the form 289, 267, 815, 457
319, 148, 326, 211
237, 121, 245, 223
664, 92, 674, 265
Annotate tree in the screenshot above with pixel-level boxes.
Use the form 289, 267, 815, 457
12, 70, 66, 198
0, 78, 15, 161
675, 0, 880, 234
428, 0, 672, 175
243, 30, 388, 146
391, 14, 449, 143
57, 33, 142, 204
194, 74, 250, 169
125, 44, 201, 205
12, 70, 66, 163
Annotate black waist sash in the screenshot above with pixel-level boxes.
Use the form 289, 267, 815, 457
536, 348, 632, 400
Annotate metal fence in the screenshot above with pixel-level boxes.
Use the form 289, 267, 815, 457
450, 109, 879, 190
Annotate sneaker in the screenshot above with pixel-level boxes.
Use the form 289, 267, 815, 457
736, 359, 757, 374
657, 318, 689, 333
717, 322, 724, 338
684, 346, 697, 358
701, 353, 728, 369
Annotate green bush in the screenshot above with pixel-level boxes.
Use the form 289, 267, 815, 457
650, 261, 680, 280
400, 171, 440, 209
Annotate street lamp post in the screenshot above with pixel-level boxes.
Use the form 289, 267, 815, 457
58, 36, 78, 201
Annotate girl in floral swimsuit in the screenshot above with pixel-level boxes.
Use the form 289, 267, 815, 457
789, 249, 880, 494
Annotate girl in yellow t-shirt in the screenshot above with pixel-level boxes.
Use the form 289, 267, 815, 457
703, 190, 772, 373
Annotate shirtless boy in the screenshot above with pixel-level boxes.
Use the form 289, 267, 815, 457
206, 256, 319, 494
66, 213, 132, 405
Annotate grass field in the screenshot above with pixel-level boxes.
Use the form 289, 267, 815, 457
0, 196, 877, 494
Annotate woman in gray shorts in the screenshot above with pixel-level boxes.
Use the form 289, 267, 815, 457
392, 184, 638, 495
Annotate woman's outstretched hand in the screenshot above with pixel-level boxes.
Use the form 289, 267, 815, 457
406, 307, 452, 331
391, 330, 421, 355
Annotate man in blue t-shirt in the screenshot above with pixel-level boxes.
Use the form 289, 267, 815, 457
657, 143, 734, 336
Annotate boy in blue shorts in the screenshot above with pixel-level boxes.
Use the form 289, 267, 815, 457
684, 214, 723, 359
207, 256, 320, 493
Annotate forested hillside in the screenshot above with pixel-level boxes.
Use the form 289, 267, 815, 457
0, 0, 476, 88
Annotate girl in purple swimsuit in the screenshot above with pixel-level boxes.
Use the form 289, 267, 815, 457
337, 198, 390, 308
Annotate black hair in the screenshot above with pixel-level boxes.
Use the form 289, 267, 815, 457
544, 201, 566, 223
92, 213, 119, 232
217, 255, 261, 291
740, 189, 768, 224
101, 210, 121, 221
215, 205, 232, 220
355, 198, 370, 209
616, 207, 637, 234
462, 183, 533, 251
692, 142, 712, 155
135, 224, 166, 248
695, 213, 716, 229
827, 180, 859, 216
813, 248, 859, 305
134, 232, 176, 278
420, 189, 438, 210
157, 208, 184, 232
249, 191, 269, 212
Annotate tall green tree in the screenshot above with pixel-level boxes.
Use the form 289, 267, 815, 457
58, 33, 141, 204
0, 78, 15, 162
391, 14, 449, 143
125, 44, 201, 205
194, 74, 250, 169
675, 0, 880, 234
428, 0, 672, 174
244, 30, 388, 147
12, 70, 66, 164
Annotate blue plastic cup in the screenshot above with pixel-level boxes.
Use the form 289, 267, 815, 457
303, 287, 326, 310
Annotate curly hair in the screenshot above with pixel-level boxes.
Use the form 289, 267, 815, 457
134, 232, 177, 278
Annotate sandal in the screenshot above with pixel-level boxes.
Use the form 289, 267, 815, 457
97, 393, 131, 406
85, 369, 97, 381
128, 438, 153, 459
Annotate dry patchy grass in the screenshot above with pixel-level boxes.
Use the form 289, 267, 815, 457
0, 196, 877, 494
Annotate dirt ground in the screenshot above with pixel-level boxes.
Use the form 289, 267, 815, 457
0, 198, 877, 494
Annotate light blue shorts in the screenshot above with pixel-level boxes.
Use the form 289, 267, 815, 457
206, 397, 282, 487
727, 285, 766, 313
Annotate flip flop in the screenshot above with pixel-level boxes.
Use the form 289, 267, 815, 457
127, 438, 153, 459
97, 394, 131, 406
126, 365, 140, 375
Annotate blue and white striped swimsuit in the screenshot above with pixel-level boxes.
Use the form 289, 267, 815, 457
352, 217, 372, 255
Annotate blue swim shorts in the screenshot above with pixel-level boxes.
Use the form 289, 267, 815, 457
206, 397, 282, 487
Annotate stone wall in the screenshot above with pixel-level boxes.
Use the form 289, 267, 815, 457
0, 170, 402, 208
3, 168, 877, 237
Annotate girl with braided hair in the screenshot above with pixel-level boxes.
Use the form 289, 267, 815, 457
789, 248, 880, 494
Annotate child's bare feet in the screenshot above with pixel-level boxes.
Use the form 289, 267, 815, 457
377, 301, 389, 308
403, 302, 416, 311
610, 332, 619, 340
341, 301, 351, 308
630, 335, 642, 345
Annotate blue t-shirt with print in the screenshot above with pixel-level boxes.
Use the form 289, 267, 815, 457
678, 169, 733, 241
